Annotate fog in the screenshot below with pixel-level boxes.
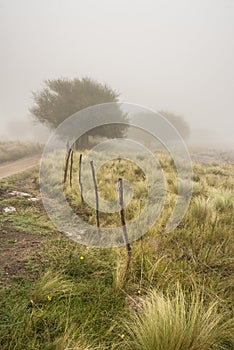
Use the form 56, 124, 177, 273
0, 0, 233, 148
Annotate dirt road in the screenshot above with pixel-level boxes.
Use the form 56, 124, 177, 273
0, 156, 40, 180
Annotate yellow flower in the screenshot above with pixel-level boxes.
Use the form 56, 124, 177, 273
120, 333, 125, 339
137, 289, 141, 294
47, 295, 52, 301
80, 256, 84, 260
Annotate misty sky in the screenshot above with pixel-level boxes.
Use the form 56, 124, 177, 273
0, 0, 233, 147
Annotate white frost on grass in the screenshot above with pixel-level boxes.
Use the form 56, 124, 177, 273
9, 190, 39, 202
3, 206, 16, 213
9, 191, 31, 197
28, 197, 39, 202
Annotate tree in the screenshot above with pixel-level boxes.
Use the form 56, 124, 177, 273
159, 110, 190, 140
30, 77, 128, 148
128, 110, 190, 149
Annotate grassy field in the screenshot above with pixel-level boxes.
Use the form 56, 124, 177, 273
0, 150, 233, 349
0, 141, 43, 164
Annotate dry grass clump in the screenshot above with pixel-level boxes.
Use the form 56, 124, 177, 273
124, 288, 234, 350
212, 190, 233, 213
31, 270, 74, 305
53, 325, 99, 350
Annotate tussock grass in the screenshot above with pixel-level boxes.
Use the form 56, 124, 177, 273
124, 288, 234, 350
189, 196, 214, 229
213, 190, 234, 213
113, 249, 129, 290
53, 328, 98, 350
31, 270, 74, 305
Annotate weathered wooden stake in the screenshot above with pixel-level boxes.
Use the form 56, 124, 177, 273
118, 178, 132, 272
78, 154, 84, 202
64, 147, 72, 184
90, 160, 101, 236
69, 148, 74, 187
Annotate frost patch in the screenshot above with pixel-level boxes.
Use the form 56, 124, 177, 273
3, 206, 16, 213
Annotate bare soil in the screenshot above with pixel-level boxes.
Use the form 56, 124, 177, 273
0, 227, 45, 285
0, 156, 40, 180
0, 172, 48, 286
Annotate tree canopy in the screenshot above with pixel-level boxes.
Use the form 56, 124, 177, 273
127, 110, 190, 150
30, 77, 128, 148
159, 110, 190, 140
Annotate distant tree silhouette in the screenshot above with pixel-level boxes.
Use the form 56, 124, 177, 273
159, 110, 190, 140
30, 77, 128, 148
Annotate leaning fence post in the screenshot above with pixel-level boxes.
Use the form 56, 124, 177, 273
78, 154, 84, 203
64, 147, 72, 184
90, 160, 101, 236
69, 147, 74, 187
118, 178, 132, 273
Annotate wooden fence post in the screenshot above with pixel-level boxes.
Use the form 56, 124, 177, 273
64, 147, 72, 184
69, 148, 74, 187
78, 154, 84, 202
90, 161, 101, 236
118, 178, 132, 272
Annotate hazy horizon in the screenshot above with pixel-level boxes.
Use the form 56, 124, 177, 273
0, 0, 233, 148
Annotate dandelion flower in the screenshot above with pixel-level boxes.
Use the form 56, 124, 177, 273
47, 295, 52, 301
120, 333, 125, 339
80, 256, 84, 260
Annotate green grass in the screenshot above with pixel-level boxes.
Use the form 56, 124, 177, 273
0, 151, 233, 349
